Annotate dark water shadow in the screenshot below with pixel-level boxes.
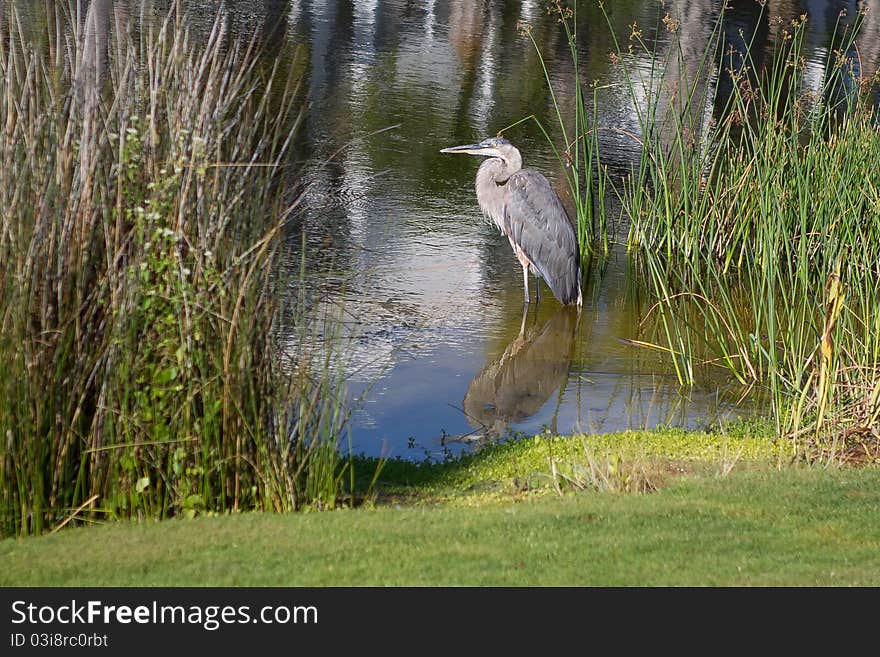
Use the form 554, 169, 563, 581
460, 304, 579, 446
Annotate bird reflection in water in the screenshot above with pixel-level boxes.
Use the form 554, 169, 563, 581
460, 305, 579, 445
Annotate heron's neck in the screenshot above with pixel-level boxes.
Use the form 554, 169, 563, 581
476, 156, 520, 230
480, 151, 521, 184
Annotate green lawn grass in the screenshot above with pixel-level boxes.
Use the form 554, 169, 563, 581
3, 431, 878, 586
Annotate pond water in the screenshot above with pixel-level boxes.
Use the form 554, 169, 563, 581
12, 0, 873, 460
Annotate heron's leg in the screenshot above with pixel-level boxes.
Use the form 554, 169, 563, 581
515, 245, 532, 306
535, 273, 542, 304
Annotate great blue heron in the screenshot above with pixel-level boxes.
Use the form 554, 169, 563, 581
440, 137, 583, 306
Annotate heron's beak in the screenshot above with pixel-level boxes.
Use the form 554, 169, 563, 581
439, 143, 486, 155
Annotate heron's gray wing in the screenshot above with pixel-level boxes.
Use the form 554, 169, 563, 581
503, 170, 581, 305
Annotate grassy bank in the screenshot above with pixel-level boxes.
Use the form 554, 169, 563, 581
361, 426, 787, 503
2, 430, 878, 586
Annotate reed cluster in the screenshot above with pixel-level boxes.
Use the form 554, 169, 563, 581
0, 2, 347, 537
532, 3, 880, 453
624, 10, 880, 453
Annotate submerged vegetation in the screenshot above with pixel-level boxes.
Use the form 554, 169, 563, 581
0, 2, 348, 537
526, 2, 880, 456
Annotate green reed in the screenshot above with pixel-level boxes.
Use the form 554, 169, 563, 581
616, 6, 880, 447
0, 2, 349, 537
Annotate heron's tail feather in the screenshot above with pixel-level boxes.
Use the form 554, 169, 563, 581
545, 266, 581, 306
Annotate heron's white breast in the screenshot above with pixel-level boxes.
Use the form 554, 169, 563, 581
475, 158, 508, 235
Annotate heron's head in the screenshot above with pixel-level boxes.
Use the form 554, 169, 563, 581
440, 137, 518, 162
